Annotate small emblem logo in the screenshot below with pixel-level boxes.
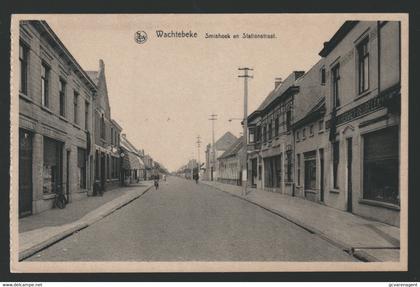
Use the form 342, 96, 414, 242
135, 31, 148, 44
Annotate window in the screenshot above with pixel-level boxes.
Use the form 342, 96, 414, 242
95, 151, 99, 180
302, 128, 306, 139
101, 115, 105, 139
332, 141, 340, 189
297, 154, 301, 186
263, 125, 267, 142
268, 121, 273, 140
249, 127, 255, 143
263, 155, 281, 188
19, 42, 29, 95
310, 124, 314, 136
59, 79, 66, 117
319, 120, 324, 131
41, 63, 50, 107
85, 101, 89, 130
363, 127, 399, 205
296, 130, 300, 141
43, 137, 63, 194
274, 117, 279, 137
286, 109, 292, 131
256, 126, 261, 143
357, 37, 369, 94
332, 63, 340, 108
73, 91, 79, 124
111, 127, 114, 145
320, 67, 326, 85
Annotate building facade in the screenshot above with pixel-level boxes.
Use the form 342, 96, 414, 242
18, 20, 97, 216
292, 60, 327, 202
320, 21, 401, 226
86, 60, 122, 194
247, 72, 304, 196
204, 132, 238, 181
217, 137, 244, 186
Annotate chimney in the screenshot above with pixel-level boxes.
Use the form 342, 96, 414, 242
99, 59, 105, 71
275, 77, 283, 88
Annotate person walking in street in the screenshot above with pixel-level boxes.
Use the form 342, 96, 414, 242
154, 173, 160, 190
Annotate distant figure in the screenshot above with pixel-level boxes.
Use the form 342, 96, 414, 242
193, 168, 199, 184
163, 174, 166, 181
154, 173, 160, 189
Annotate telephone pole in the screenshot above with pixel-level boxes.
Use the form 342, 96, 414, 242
238, 67, 253, 196
196, 135, 201, 169
208, 113, 218, 181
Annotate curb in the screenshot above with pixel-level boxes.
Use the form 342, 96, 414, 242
19, 185, 153, 261
202, 181, 368, 262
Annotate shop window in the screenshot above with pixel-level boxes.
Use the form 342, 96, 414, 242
263, 155, 281, 188
363, 127, 399, 205
43, 137, 63, 194
19, 42, 29, 95
332, 141, 340, 189
304, 151, 317, 190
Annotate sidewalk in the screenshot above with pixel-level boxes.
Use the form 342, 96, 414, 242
18, 182, 153, 261
202, 180, 400, 262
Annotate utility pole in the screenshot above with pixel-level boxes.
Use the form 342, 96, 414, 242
196, 135, 201, 169
208, 113, 218, 181
238, 67, 253, 196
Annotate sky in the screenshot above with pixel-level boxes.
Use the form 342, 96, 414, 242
41, 14, 346, 172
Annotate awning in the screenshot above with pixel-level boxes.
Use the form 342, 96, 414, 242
127, 152, 142, 170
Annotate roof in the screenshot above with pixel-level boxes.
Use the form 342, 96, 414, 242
214, 132, 238, 151
86, 71, 99, 86
293, 97, 326, 129
249, 71, 304, 122
319, 21, 359, 57
218, 136, 244, 159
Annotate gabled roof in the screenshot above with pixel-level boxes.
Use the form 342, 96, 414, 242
214, 131, 238, 151
218, 136, 244, 159
86, 71, 99, 86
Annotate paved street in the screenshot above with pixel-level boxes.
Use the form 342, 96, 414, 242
27, 177, 355, 262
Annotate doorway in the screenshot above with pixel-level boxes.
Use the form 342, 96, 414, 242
347, 138, 353, 212
19, 129, 33, 217
320, 148, 324, 202
100, 152, 106, 191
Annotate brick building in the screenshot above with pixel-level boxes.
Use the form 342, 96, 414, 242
18, 20, 97, 216
86, 60, 122, 193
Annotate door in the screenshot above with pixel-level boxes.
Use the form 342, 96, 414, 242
100, 152, 106, 191
19, 129, 33, 217
320, 149, 324, 202
66, 150, 70, 202
347, 138, 353, 212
